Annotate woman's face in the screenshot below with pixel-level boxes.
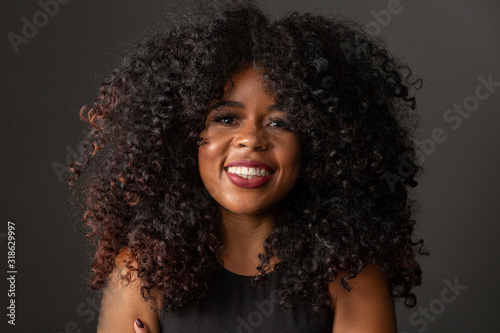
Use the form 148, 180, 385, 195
198, 64, 302, 216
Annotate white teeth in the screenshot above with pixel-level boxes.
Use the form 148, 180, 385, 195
226, 166, 272, 178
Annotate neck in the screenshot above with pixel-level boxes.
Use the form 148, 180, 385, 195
219, 205, 279, 273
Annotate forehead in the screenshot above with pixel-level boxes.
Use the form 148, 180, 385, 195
218, 66, 275, 101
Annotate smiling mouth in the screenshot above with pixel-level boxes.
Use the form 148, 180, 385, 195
224, 167, 275, 189
224, 166, 275, 179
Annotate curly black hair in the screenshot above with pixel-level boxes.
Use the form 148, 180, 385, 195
68, 0, 428, 317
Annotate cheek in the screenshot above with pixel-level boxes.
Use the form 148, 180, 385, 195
284, 138, 302, 182
198, 129, 230, 156
198, 143, 214, 171
286, 137, 302, 166
198, 135, 218, 159
198, 147, 214, 190
198, 134, 225, 176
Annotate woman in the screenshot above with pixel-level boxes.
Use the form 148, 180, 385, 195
68, 0, 427, 332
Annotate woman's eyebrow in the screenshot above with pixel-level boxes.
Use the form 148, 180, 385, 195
266, 104, 284, 112
210, 100, 244, 110
209, 100, 284, 112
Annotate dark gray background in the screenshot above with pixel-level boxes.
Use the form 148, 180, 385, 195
1, 0, 499, 332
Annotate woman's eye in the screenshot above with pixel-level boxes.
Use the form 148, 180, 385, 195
209, 110, 240, 125
213, 115, 237, 125
269, 117, 290, 129
220, 116, 235, 124
209, 112, 290, 129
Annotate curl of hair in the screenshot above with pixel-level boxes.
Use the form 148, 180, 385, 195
68, 0, 428, 316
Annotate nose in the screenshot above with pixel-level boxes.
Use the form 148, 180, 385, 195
233, 120, 269, 151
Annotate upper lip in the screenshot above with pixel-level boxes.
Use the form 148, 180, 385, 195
224, 159, 275, 173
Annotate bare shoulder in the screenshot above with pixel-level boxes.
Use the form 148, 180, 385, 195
328, 263, 397, 333
96, 246, 164, 333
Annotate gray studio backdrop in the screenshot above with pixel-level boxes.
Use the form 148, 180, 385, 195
1, 0, 499, 332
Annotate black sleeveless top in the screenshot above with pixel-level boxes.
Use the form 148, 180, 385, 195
160, 264, 334, 332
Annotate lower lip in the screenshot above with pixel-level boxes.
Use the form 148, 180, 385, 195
225, 169, 274, 189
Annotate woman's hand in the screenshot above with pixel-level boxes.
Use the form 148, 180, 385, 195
134, 318, 149, 332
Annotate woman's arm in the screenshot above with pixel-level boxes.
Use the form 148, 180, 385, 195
329, 263, 397, 333
96, 247, 163, 333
